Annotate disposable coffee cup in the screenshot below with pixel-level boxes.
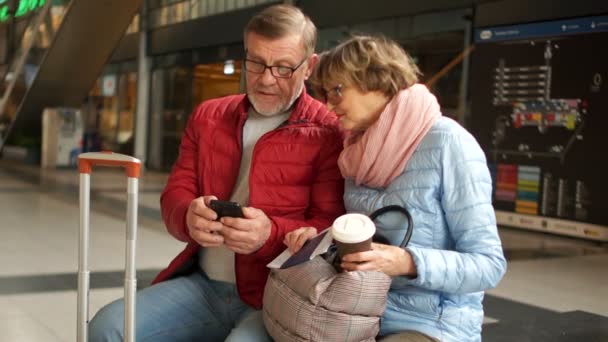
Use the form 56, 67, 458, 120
331, 213, 376, 258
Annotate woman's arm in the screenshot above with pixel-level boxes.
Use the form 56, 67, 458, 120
402, 131, 507, 294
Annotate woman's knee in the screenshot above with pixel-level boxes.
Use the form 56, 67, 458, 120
225, 310, 271, 342
88, 299, 125, 342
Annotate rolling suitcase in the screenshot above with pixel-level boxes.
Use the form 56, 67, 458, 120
77, 152, 141, 342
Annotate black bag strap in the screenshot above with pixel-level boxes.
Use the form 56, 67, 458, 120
369, 205, 413, 248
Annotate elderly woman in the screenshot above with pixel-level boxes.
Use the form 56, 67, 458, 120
284, 35, 507, 342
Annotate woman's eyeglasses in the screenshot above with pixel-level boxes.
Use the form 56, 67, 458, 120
323, 84, 343, 105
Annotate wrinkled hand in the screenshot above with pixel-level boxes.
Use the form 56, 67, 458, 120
341, 243, 417, 277
220, 207, 272, 255
284, 227, 318, 253
186, 195, 225, 247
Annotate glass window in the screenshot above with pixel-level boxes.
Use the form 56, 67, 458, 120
116, 72, 137, 154
192, 60, 242, 105
149, 67, 193, 170
147, 60, 242, 170
97, 86, 119, 150
403, 31, 466, 120
90, 72, 137, 154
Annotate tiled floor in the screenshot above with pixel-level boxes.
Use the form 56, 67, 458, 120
0, 159, 606, 341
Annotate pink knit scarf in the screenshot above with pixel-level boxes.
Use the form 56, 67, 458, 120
338, 84, 442, 188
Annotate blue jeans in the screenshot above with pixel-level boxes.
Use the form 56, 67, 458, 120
89, 269, 271, 342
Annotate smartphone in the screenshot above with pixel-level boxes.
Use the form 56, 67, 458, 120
209, 200, 244, 219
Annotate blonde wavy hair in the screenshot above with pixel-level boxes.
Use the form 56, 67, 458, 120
310, 35, 420, 99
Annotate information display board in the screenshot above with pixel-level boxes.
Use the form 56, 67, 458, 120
469, 15, 608, 240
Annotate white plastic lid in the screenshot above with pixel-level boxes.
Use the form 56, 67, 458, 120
331, 213, 376, 243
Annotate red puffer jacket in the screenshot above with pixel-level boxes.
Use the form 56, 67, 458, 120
152, 91, 345, 308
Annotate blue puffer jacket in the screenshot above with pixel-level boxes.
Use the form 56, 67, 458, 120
344, 117, 506, 342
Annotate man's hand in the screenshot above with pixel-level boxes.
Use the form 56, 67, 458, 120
284, 227, 317, 253
186, 195, 225, 247
340, 243, 417, 277
220, 207, 272, 255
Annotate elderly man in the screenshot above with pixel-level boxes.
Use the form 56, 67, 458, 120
89, 4, 344, 342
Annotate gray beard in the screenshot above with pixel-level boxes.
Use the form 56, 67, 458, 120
249, 83, 303, 117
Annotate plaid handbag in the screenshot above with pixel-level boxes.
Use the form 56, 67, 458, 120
263, 205, 413, 342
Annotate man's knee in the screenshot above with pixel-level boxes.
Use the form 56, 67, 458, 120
88, 299, 125, 342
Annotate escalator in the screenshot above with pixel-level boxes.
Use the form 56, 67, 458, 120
0, 0, 142, 152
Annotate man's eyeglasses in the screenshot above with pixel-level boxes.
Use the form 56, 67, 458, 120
244, 53, 308, 79
323, 84, 343, 105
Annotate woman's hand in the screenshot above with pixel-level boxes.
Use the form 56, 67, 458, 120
283, 227, 318, 253
340, 243, 417, 277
